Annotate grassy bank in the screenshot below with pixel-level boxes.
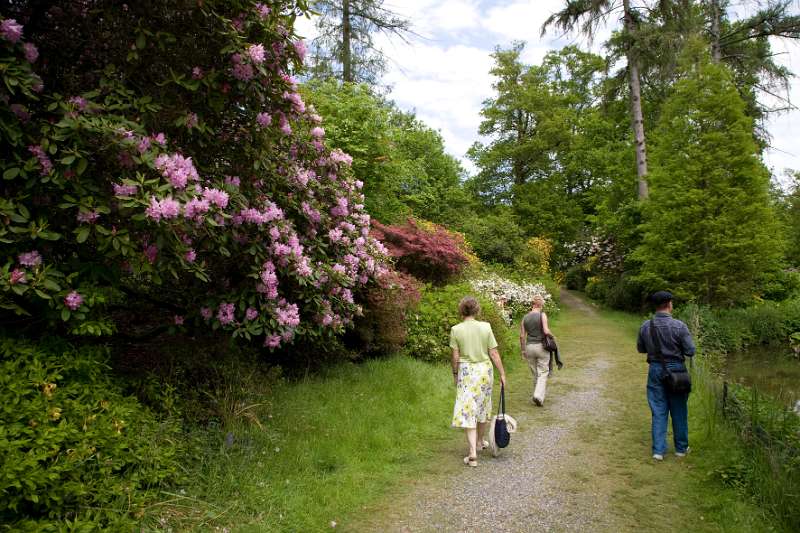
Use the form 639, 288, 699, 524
674, 304, 800, 531
156, 355, 466, 531
545, 301, 778, 532
154, 291, 524, 531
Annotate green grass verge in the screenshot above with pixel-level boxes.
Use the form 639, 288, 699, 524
157, 356, 464, 532
594, 309, 780, 532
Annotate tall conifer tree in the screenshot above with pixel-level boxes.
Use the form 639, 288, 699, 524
309, 0, 411, 84
633, 40, 784, 305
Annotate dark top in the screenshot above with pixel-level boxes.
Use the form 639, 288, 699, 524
522, 311, 544, 344
637, 312, 696, 364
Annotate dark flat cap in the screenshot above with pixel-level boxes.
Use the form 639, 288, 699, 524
650, 290, 674, 306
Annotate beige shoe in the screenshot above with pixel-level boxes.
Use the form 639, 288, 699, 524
463, 456, 478, 467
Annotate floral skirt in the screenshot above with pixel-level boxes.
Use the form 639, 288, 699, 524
451, 361, 493, 429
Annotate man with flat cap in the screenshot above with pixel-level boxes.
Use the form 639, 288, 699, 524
637, 291, 696, 461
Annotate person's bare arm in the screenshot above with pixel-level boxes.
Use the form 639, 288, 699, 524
489, 347, 507, 388
451, 348, 460, 386
542, 312, 552, 336
519, 320, 527, 357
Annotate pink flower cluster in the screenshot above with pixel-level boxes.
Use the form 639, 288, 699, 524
276, 301, 300, 327
256, 112, 272, 127
10, 104, 29, 122
28, 145, 53, 176
184, 197, 210, 220
330, 197, 349, 218
202, 187, 229, 208
329, 149, 353, 167
237, 202, 284, 226
113, 183, 138, 196
1, 19, 23, 43
248, 44, 266, 64
155, 153, 199, 189
258, 261, 279, 299
186, 112, 199, 129
9, 269, 26, 285
64, 290, 83, 310
144, 244, 158, 263
217, 302, 235, 325
294, 40, 306, 62
23, 42, 37, 63
284, 91, 305, 114
68, 96, 88, 111
18, 250, 42, 267
145, 196, 181, 221
255, 3, 271, 19
77, 209, 100, 224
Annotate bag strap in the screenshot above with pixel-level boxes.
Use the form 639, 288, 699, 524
497, 384, 506, 417
649, 319, 669, 374
538, 311, 544, 338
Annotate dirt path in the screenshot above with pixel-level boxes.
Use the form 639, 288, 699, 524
348, 290, 766, 533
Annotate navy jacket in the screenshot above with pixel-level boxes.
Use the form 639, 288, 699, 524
637, 312, 696, 364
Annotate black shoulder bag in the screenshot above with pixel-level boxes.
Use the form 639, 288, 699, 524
539, 312, 564, 372
649, 319, 691, 394
494, 384, 510, 449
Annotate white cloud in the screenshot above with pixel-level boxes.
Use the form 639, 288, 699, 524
762, 38, 800, 181
482, 0, 566, 41
386, 0, 481, 34
379, 38, 494, 161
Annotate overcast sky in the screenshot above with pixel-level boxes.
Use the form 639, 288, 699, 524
295, 1, 799, 182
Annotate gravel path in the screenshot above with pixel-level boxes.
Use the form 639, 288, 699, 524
367, 290, 620, 533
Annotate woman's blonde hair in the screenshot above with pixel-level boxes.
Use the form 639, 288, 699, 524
532, 294, 545, 308
458, 296, 481, 317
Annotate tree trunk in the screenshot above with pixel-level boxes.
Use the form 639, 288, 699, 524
342, 0, 353, 82
710, 0, 722, 62
513, 110, 526, 186
623, 0, 649, 200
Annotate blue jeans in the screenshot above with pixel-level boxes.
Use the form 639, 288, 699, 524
646, 362, 689, 455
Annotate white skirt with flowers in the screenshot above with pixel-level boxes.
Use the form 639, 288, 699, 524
451, 361, 493, 429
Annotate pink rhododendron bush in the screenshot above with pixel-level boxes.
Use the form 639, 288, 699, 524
0, 2, 388, 348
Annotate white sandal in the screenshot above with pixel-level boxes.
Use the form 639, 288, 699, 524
463, 456, 478, 467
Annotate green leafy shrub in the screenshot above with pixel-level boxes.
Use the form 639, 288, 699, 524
676, 300, 800, 354
604, 275, 646, 311
756, 269, 800, 301
0, 339, 183, 529
584, 276, 610, 302
460, 211, 525, 265
403, 282, 509, 363
565, 264, 589, 291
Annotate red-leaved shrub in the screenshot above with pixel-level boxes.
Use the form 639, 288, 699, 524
353, 269, 421, 353
372, 219, 469, 284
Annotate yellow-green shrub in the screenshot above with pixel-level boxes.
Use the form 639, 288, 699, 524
0, 339, 183, 530
403, 282, 510, 363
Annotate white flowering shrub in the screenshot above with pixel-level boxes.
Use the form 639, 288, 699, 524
469, 274, 554, 318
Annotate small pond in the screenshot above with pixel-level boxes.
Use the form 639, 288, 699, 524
721, 346, 800, 410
